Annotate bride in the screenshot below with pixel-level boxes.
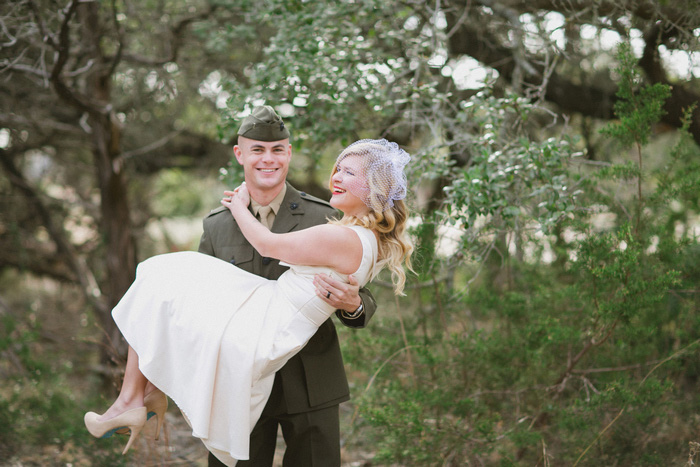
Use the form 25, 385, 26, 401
83, 138, 413, 466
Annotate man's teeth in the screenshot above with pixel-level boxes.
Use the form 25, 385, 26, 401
259, 169, 276, 173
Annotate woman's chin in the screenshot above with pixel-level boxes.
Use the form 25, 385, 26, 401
330, 197, 344, 210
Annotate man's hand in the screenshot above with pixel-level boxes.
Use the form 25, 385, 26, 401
314, 273, 362, 312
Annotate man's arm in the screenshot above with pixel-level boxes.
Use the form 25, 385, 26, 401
198, 225, 214, 256
313, 273, 378, 329
339, 286, 376, 329
198, 206, 231, 257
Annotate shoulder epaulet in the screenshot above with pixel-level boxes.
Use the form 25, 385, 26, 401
204, 205, 229, 218
299, 191, 333, 208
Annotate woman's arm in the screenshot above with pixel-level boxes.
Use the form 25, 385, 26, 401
221, 185, 363, 274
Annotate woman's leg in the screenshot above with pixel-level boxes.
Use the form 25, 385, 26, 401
99, 345, 148, 420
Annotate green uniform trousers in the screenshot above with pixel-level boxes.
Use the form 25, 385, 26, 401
207, 371, 341, 467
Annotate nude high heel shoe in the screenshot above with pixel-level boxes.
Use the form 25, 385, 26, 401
84, 407, 147, 455
115, 388, 168, 439
144, 388, 168, 440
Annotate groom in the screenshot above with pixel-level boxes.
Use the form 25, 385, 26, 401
199, 105, 376, 466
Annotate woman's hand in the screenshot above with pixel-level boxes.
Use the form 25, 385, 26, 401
221, 182, 250, 211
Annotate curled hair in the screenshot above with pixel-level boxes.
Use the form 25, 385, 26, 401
328, 148, 414, 295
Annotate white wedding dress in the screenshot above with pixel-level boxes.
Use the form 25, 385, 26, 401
112, 225, 378, 466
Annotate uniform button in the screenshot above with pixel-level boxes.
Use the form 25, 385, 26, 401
262, 257, 272, 265
290, 202, 299, 210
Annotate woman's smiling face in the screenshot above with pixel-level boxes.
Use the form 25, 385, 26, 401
330, 154, 370, 217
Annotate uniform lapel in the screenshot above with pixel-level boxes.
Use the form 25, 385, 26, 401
271, 182, 303, 233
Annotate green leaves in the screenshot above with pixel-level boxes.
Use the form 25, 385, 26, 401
339, 36, 699, 465
436, 90, 581, 247
600, 43, 671, 148
218, 0, 410, 150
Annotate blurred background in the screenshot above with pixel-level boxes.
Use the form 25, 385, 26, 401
1, 0, 700, 465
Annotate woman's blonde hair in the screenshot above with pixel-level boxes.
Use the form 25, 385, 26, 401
328, 145, 414, 295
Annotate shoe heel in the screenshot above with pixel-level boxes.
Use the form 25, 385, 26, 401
122, 422, 143, 455
84, 406, 147, 455
149, 405, 166, 441
144, 389, 168, 440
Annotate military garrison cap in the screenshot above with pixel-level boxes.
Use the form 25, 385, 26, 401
237, 105, 290, 142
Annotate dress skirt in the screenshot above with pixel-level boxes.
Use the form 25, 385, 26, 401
112, 226, 377, 466
113, 252, 326, 465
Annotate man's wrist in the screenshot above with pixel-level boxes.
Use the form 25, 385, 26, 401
341, 302, 364, 320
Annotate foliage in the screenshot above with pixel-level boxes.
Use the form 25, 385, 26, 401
217, 0, 419, 146
151, 168, 208, 218
2, 0, 700, 465
0, 306, 129, 465
338, 43, 700, 465
600, 44, 672, 149
441, 91, 581, 246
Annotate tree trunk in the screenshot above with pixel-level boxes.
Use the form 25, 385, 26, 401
77, 4, 136, 366
91, 111, 136, 363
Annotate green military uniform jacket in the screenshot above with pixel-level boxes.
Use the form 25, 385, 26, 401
198, 182, 377, 414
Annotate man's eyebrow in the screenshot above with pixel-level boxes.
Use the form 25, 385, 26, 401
250, 143, 286, 150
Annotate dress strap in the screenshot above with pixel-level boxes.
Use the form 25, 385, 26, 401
347, 225, 379, 283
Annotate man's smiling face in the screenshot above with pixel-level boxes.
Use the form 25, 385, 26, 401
234, 136, 292, 196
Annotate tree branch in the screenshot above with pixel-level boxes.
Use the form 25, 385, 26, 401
526, 0, 700, 30
553, 320, 619, 390
48, 0, 105, 116
0, 113, 82, 135
106, 0, 124, 79
119, 6, 217, 66
445, 9, 700, 145
0, 148, 107, 315
638, 24, 700, 145
121, 130, 182, 160
27, 0, 58, 49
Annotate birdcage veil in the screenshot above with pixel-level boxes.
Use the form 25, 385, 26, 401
334, 139, 410, 212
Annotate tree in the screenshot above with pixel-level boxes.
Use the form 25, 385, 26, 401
210, 1, 699, 145
0, 0, 233, 366
210, 0, 700, 278
1, 0, 700, 463
202, 1, 700, 463
444, 0, 700, 143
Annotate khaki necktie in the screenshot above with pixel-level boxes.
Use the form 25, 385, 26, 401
257, 205, 273, 229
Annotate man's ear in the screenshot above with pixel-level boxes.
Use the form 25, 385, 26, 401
233, 145, 243, 165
